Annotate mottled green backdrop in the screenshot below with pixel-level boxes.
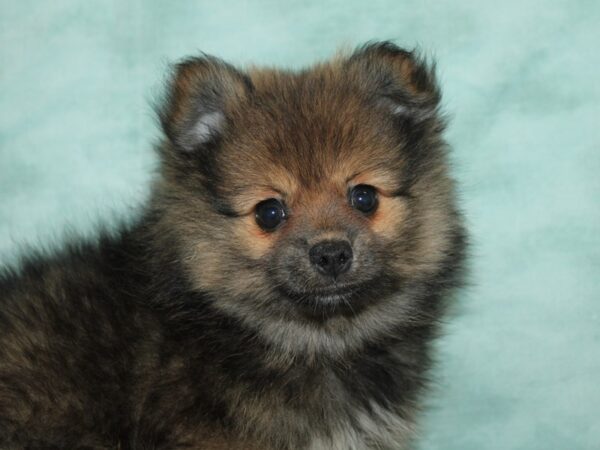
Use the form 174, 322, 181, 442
1, 1, 598, 448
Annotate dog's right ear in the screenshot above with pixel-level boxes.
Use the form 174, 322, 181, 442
159, 56, 252, 152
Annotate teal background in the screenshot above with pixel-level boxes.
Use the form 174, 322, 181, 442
1, 1, 599, 448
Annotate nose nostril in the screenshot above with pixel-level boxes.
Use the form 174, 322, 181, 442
309, 240, 353, 278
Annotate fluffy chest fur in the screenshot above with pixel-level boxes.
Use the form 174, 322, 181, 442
239, 366, 411, 449
306, 406, 413, 450
272, 369, 416, 450
127, 289, 429, 449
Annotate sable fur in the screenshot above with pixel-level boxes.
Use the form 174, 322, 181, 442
0, 42, 466, 449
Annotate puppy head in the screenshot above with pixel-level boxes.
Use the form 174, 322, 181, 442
155, 42, 465, 353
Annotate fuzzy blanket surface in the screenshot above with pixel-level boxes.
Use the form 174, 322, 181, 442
0, 1, 598, 448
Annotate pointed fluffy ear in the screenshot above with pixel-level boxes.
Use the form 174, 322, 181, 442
347, 42, 441, 122
159, 55, 252, 152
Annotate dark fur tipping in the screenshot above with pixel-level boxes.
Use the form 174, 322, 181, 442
0, 42, 466, 449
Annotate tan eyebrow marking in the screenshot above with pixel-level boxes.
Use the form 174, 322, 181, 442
346, 170, 402, 197
229, 176, 297, 216
345, 171, 362, 184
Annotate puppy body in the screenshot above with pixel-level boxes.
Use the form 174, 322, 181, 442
0, 43, 466, 449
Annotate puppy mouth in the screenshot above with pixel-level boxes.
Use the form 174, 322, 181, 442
285, 283, 362, 301
280, 282, 378, 319
298, 288, 356, 304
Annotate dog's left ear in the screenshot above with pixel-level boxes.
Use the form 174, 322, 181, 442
347, 42, 441, 122
159, 55, 252, 152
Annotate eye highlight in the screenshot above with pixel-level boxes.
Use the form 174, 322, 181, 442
255, 198, 287, 231
350, 185, 378, 214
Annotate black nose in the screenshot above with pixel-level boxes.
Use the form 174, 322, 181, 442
309, 240, 353, 278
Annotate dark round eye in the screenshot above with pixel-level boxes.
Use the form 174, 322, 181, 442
350, 184, 378, 214
255, 198, 286, 231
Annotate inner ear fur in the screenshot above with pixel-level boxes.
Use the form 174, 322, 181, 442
159, 55, 252, 152
346, 41, 441, 121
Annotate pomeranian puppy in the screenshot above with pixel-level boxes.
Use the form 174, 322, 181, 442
0, 42, 466, 449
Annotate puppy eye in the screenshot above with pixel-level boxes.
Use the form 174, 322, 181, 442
350, 185, 378, 214
255, 198, 286, 231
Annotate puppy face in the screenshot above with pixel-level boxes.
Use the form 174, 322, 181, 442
156, 43, 465, 353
